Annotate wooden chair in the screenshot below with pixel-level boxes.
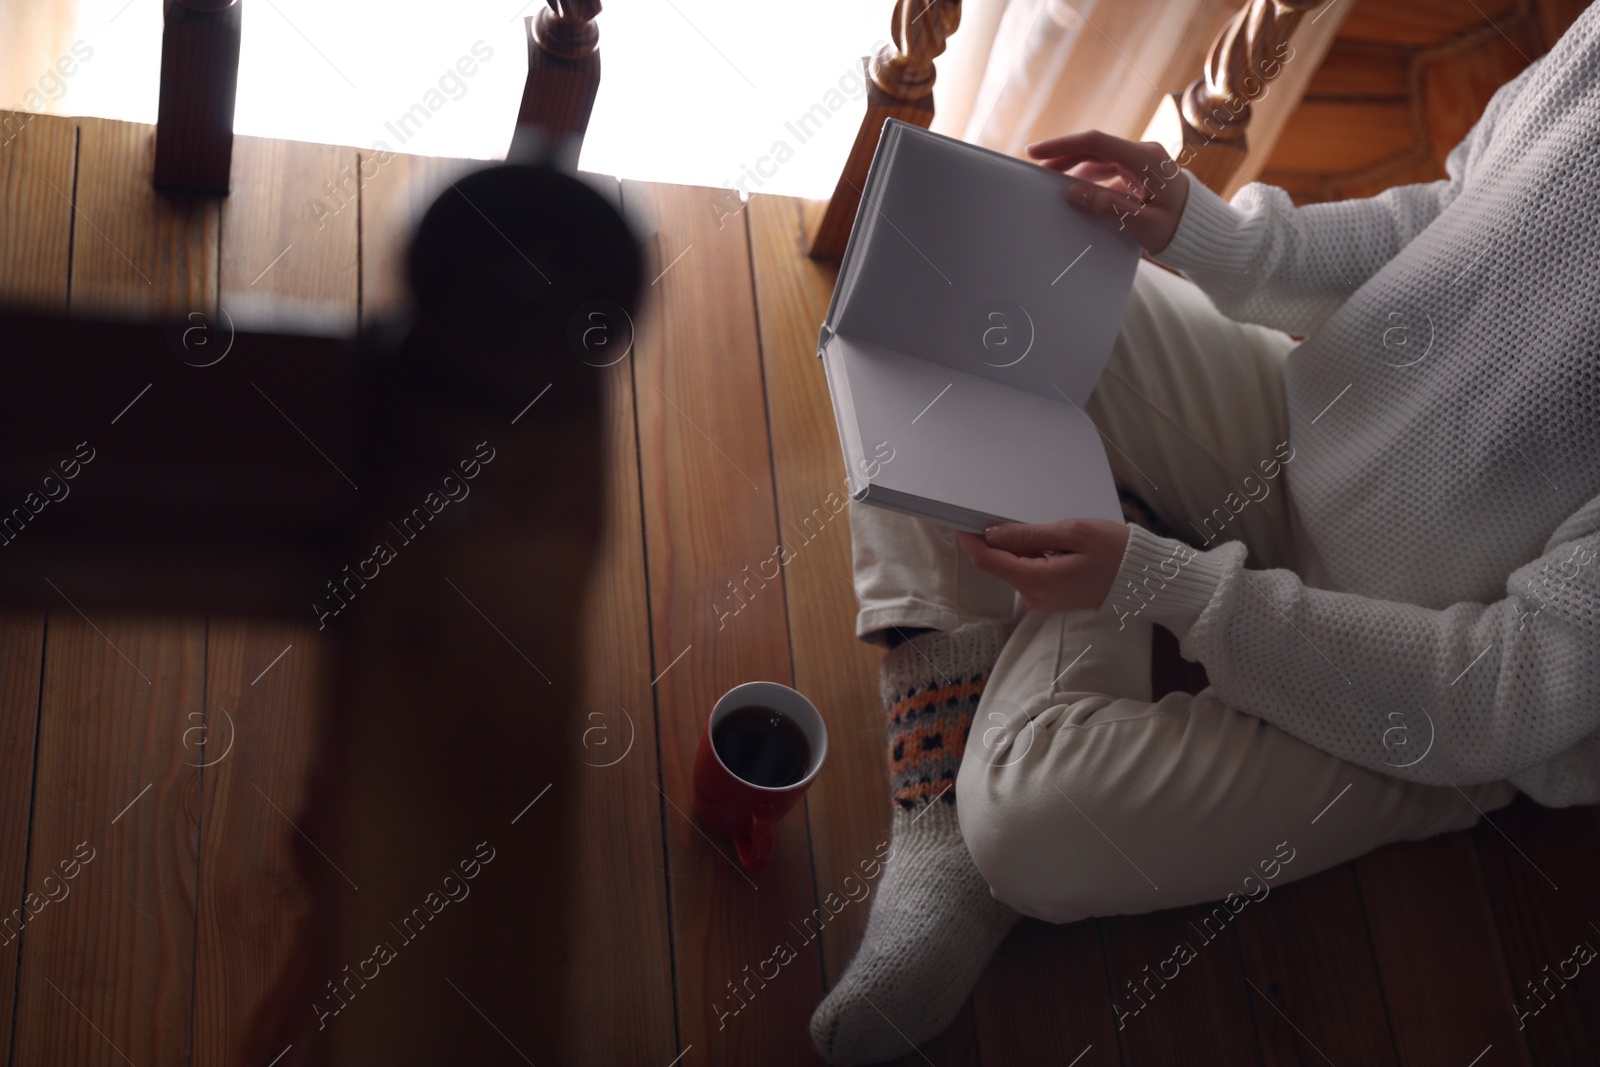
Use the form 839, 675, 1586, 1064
2, 21, 642, 1059
151, 0, 605, 192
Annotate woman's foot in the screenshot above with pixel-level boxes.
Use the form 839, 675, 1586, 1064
810, 620, 1021, 1065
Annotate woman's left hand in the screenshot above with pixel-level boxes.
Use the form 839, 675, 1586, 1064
955, 519, 1130, 614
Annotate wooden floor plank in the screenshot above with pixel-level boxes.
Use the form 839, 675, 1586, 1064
356, 158, 681, 1061
357, 150, 475, 327
270, 137, 618, 1062
65, 118, 217, 319
189, 134, 356, 1067
0, 111, 75, 312
1233, 862, 1402, 1067
745, 191, 869, 987
560, 174, 679, 1065
1100, 905, 1263, 1066
1356, 833, 1534, 1067
11, 616, 207, 1067
879, 1008, 982, 1067
219, 135, 359, 337
191, 621, 325, 1067
0, 107, 71, 1067
747, 191, 982, 1064
11, 115, 216, 1067
0, 613, 46, 1066
975, 920, 1121, 1067
1471, 797, 1600, 1064
625, 178, 824, 1065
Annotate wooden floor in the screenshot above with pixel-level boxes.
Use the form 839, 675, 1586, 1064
3, 110, 1600, 1067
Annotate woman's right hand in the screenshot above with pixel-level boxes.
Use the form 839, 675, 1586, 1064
1026, 131, 1189, 255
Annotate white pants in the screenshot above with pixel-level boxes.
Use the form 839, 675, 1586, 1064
851, 260, 1516, 923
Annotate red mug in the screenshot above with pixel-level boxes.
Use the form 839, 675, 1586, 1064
692, 681, 828, 870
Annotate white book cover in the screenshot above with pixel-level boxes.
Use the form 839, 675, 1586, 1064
818, 119, 1142, 533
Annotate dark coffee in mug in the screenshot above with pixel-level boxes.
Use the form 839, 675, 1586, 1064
712, 704, 812, 788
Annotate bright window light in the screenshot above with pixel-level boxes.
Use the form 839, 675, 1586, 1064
60, 0, 893, 198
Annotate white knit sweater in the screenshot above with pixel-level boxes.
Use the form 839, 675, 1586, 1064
1104, 5, 1600, 806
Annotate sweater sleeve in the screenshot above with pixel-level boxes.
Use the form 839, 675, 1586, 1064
1102, 496, 1600, 789
1148, 57, 1543, 335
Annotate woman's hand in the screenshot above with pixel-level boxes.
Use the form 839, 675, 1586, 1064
1026, 131, 1190, 255
955, 519, 1131, 615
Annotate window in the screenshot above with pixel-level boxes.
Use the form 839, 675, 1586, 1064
55, 0, 889, 197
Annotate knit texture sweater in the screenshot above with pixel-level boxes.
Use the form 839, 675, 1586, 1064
1103, 5, 1600, 806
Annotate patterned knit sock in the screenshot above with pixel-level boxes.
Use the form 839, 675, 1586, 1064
810, 619, 1022, 1065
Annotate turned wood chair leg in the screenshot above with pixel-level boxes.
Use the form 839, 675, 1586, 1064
1142, 0, 1332, 195
808, 0, 960, 261
511, 1, 603, 164
153, 0, 242, 197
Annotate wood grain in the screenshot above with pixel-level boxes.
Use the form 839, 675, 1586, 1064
11, 615, 208, 1067
0, 613, 46, 1062
1304, 40, 1412, 99
626, 178, 825, 1065
1233, 863, 1401, 1066
561, 173, 678, 1066
220, 136, 359, 336
1533, 0, 1594, 51
1339, 0, 1522, 45
151, 0, 240, 197
12, 112, 216, 1067
1356, 833, 1534, 1067
0, 110, 75, 312
285, 143, 612, 1064
746, 192, 878, 984
513, 10, 601, 158
975, 921, 1120, 1067
1258, 0, 1593, 206
0, 106, 67, 1064
190, 133, 355, 1067
809, 73, 934, 261
356, 149, 475, 326
1267, 101, 1419, 172
192, 621, 325, 1067
1470, 797, 1600, 1064
1100, 904, 1261, 1065
1422, 25, 1541, 167
748, 191, 983, 1063
879, 1009, 981, 1067
1258, 155, 1447, 206
68, 118, 217, 318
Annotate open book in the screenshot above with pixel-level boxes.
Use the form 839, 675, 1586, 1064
817, 119, 1142, 533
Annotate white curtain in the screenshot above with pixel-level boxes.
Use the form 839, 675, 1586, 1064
0, 0, 80, 112
932, 0, 1350, 193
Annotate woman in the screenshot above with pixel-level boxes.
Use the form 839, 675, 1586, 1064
810, 8, 1600, 1063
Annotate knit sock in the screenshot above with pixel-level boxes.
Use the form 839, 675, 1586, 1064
810, 619, 1021, 1066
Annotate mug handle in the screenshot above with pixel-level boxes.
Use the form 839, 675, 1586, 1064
734, 811, 776, 870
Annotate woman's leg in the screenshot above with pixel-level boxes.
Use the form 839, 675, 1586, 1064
818, 260, 1514, 1064
811, 505, 1025, 1065
957, 258, 1515, 921
812, 258, 1270, 1064
846, 502, 1020, 643
956, 607, 1515, 925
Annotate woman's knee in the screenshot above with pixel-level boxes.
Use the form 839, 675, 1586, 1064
956, 688, 1204, 920
954, 711, 1126, 920
954, 760, 1042, 915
